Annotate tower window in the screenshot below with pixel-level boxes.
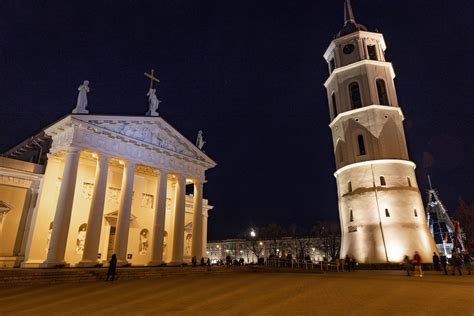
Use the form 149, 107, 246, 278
348, 181, 352, 193
349, 82, 362, 109
380, 176, 386, 186
385, 208, 390, 217
376, 79, 389, 105
329, 58, 335, 73
350, 209, 354, 222
407, 177, 412, 187
367, 45, 377, 61
357, 135, 366, 156
332, 92, 338, 118
414, 208, 418, 217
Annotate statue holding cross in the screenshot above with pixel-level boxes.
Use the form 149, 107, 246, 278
144, 69, 161, 117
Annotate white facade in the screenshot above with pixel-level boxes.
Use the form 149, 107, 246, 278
1, 114, 216, 268
324, 2, 437, 263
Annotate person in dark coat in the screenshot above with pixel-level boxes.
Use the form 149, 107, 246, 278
451, 253, 463, 276
440, 255, 448, 275
432, 252, 440, 271
345, 255, 352, 272
106, 254, 117, 281
403, 255, 411, 276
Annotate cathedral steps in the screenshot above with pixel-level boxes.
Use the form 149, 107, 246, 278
0, 266, 236, 287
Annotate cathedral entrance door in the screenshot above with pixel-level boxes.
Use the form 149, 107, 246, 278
107, 226, 116, 260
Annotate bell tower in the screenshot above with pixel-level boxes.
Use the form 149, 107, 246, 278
324, 1, 437, 263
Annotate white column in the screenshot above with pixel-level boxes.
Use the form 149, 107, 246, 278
42, 146, 81, 267
114, 160, 135, 266
170, 174, 186, 265
18, 185, 40, 257
148, 170, 168, 266
202, 212, 208, 257
191, 180, 203, 260
78, 153, 110, 267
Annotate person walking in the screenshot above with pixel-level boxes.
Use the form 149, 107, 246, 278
403, 255, 411, 276
440, 255, 448, 275
463, 252, 472, 275
432, 252, 440, 271
106, 254, 117, 282
451, 253, 463, 276
345, 255, 351, 272
413, 251, 423, 277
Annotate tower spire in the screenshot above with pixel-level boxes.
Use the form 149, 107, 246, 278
344, 0, 356, 24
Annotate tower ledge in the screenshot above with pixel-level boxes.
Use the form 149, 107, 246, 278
333, 159, 416, 178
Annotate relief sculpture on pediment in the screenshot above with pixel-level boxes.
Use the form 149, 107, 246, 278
87, 121, 197, 158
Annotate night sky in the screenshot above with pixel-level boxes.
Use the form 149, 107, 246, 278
0, 1, 472, 240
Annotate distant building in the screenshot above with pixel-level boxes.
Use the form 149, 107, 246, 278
207, 236, 339, 264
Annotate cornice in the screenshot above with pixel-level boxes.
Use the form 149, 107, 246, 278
334, 159, 416, 177
323, 31, 386, 60
328, 105, 405, 129
324, 60, 395, 88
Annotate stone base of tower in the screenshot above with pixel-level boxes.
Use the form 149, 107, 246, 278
335, 159, 437, 264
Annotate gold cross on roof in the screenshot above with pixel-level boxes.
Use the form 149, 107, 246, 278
144, 69, 160, 89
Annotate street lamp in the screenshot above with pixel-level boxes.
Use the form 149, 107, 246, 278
250, 229, 256, 238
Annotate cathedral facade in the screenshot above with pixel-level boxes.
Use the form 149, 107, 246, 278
325, 1, 437, 263
0, 114, 216, 268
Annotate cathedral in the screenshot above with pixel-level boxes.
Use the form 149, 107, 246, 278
0, 82, 216, 268
325, 1, 437, 263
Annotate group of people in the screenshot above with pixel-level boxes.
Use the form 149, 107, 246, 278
344, 255, 357, 272
191, 256, 212, 267
403, 251, 472, 277
432, 251, 472, 276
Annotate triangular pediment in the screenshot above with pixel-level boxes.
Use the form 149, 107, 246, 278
71, 115, 216, 166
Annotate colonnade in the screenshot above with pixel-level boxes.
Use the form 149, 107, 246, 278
42, 146, 204, 267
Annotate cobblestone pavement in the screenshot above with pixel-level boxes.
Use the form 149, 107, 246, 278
0, 270, 472, 315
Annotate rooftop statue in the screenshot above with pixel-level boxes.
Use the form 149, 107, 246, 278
146, 88, 161, 117
72, 80, 90, 114
196, 130, 206, 150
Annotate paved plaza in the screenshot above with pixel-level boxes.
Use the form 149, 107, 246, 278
0, 270, 473, 315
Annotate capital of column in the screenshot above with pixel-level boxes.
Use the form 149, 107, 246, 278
120, 159, 137, 168
66, 146, 82, 155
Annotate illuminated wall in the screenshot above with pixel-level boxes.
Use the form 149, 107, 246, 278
323, 5, 437, 263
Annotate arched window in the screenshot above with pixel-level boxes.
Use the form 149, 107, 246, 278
385, 208, 390, 217
376, 79, 389, 105
407, 177, 412, 187
357, 135, 366, 156
349, 82, 362, 109
414, 209, 418, 217
332, 92, 337, 118
380, 176, 386, 186
348, 181, 352, 193
350, 209, 354, 222
367, 45, 377, 60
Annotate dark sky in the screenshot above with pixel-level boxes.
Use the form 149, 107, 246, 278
0, 1, 472, 240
